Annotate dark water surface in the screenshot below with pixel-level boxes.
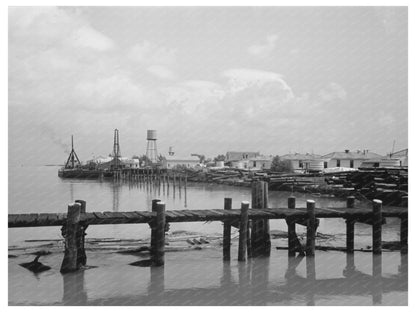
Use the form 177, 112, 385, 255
8, 166, 407, 305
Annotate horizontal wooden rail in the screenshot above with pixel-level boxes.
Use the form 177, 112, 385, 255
8, 206, 407, 228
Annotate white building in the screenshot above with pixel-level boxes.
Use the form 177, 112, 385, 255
280, 153, 323, 172
164, 155, 200, 169
248, 156, 273, 170
322, 150, 382, 169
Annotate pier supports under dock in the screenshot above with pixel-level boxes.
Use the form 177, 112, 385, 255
306, 200, 316, 257
346, 196, 355, 253
223, 198, 232, 261
372, 200, 383, 255
61, 202, 82, 273
250, 181, 271, 257
238, 201, 249, 261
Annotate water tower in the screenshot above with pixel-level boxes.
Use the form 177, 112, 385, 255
146, 130, 158, 165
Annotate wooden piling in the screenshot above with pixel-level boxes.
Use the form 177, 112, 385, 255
287, 196, 296, 257
150, 199, 161, 258
223, 198, 232, 261
60, 202, 82, 273
153, 202, 166, 266
346, 196, 355, 254
400, 215, 408, 254
306, 200, 316, 257
75, 199, 87, 267
250, 181, 271, 257
238, 201, 249, 261
372, 199, 383, 255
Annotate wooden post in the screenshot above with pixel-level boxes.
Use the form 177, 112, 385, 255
238, 201, 249, 261
75, 199, 87, 267
250, 181, 271, 257
223, 198, 232, 261
287, 196, 296, 257
150, 199, 161, 258
346, 196, 355, 253
60, 202, 82, 273
306, 200, 316, 257
153, 202, 166, 266
373, 199, 383, 255
400, 215, 408, 254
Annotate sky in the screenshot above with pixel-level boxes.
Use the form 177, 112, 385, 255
8, 6, 408, 165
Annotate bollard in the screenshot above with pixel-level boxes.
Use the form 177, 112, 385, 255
238, 201, 249, 261
60, 202, 82, 273
153, 202, 166, 266
346, 196, 355, 253
287, 196, 296, 257
372, 200, 383, 255
223, 198, 232, 261
306, 200, 316, 257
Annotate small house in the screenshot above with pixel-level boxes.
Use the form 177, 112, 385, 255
248, 156, 273, 170
279, 153, 323, 172
322, 150, 382, 169
164, 155, 200, 169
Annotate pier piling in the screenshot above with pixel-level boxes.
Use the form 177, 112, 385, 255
250, 181, 271, 257
238, 201, 249, 261
150, 199, 161, 258
60, 202, 82, 273
346, 196, 355, 253
75, 199, 87, 267
153, 202, 166, 266
372, 200, 383, 255
287, 196, 297, 257
223, 198, 232, 261
306, 200, 316, 257
400, 215, 408, 254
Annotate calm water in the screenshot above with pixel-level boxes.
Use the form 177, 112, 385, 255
8, 166, 407, 305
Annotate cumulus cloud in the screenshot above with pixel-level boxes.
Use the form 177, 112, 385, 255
223, 68, 294, 100
247, 34, 278, 58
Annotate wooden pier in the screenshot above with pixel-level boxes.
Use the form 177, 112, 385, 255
8, 181, 408, 274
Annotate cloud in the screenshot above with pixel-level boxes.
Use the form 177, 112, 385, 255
147, 65, 175, 80
247, 34, 278, 58
74, 75, 145, 111
128, 41, 176, 66
163, 80, 225, 115
65, 26, 115, 51
318, 82, 347, 103
222, 68, 294, 100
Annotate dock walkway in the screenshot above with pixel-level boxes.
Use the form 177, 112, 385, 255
8, 206, 406, 228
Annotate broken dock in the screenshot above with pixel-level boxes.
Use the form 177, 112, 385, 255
8, 181, 408, 274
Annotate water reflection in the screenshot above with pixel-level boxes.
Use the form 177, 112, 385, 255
59, 252, 407, 306
62, 271, 87, 305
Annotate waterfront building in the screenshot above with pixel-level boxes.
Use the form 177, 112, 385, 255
322, 149, 382, 169
280, 153, 323, 172
164, 155, 201, 169
248, 156, 273, 170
